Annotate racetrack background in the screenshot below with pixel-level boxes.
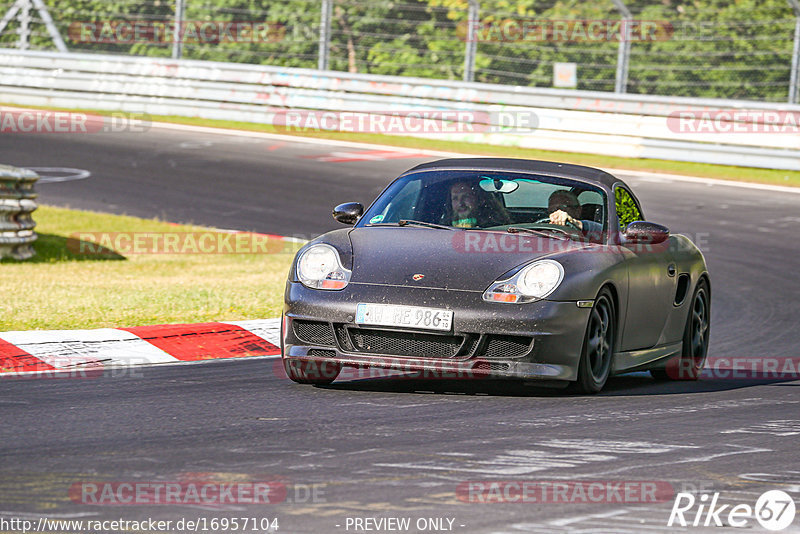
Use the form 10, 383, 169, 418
1, 124, 799, 532
2, 0, 800, 529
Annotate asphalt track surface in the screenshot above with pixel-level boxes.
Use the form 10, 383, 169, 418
1, 127, 800, 534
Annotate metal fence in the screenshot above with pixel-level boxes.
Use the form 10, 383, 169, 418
2, 50, 799, 171
1, 0, 799, 104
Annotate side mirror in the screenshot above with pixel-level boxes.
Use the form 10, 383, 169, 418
332, 202, 363, 225
623, 221, 669, 245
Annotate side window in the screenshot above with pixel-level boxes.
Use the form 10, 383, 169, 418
576, 190, 605, 224
615, 187, 643, 231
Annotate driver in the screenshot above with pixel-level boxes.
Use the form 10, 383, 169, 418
448, 181, 510, 228
547, 190, 602, 234
450, 181, 479, 228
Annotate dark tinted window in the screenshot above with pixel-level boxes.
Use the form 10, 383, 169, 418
359, 170, 607, 237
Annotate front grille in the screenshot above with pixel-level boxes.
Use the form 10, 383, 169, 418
462, 335, 481, 356
477, 335, 533, 359
331, 324, 530, 361
473, 361, 510, 371
347, 328, 464, 359
293, 320, 335, 346
308, 349, 336, 358
334, 324, 354, 351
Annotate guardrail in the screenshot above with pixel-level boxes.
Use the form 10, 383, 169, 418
0, 164, 38, 260
1, 49, 799, 171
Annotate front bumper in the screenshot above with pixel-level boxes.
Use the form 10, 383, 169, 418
283, 281, 591, 382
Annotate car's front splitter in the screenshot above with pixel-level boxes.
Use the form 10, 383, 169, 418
283, 282, 592, 382
282, 348, 572, 381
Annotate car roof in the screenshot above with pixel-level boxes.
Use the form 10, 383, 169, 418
400, 158, 626, 191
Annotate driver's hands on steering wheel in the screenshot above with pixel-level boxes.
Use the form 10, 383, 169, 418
549, 209, 583, 230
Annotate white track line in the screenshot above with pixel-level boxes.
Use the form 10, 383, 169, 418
150, 120, 800, 195
222, 318, 281, 347
0, 319, 283, 372
0, 328, 179, 367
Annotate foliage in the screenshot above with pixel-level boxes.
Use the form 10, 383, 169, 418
0, 0, 796, 100
615, 187, 642, 230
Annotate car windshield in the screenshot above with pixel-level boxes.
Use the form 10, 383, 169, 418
358, 170, 607, 241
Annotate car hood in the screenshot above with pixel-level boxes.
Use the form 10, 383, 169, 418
346, 227, 590, 291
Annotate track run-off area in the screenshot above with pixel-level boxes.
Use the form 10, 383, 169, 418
1, 124, 799, 533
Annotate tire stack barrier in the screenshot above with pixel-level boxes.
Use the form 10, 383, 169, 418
0, 164, 39, 260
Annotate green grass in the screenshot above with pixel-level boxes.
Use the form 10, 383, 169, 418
6, 103, 799, 187
0, 206, 296, 331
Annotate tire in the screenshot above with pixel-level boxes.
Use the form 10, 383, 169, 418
284, 358, 340, 385
574, 288, 616, 394
650, 279, 710, 381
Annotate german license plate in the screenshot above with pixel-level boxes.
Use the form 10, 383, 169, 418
355, 303, 453, 331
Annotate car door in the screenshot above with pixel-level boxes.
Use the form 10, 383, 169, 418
614, 185, 676, 351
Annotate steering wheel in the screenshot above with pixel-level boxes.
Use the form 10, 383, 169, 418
535, 216, 582, 231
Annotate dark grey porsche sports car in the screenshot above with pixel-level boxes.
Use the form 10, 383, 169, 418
281, 158, 710, 393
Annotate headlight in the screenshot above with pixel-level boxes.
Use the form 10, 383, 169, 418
483, 259, 564, 303
296, 244, 351, 290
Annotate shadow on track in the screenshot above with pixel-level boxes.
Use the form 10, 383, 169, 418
313, 373, 798, 397
599, 373, 799, 396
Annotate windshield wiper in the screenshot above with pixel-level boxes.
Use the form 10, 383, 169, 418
507, 226, 568, 240
399, 219, 454, 230
366, 220, 454, 230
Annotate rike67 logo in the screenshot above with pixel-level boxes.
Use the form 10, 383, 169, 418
668, 490, 796, 531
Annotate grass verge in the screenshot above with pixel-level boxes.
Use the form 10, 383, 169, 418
5, 103, 800, 187
0, 205, 296, 331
